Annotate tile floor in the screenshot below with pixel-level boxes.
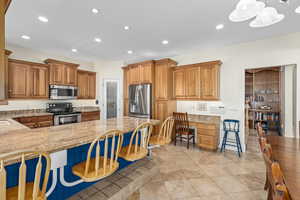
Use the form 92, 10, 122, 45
138, 137, 267, 200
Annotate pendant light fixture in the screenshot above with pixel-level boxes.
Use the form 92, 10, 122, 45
229, 0, 266, 22
250, 7, 284, 27
296, 6, 300, 13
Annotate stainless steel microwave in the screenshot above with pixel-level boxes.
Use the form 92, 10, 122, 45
49, 85, 78, 100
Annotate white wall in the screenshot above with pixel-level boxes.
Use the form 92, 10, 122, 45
0, 44, 97, 111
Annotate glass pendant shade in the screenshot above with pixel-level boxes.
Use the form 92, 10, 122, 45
296, 6, 300, 14
250, 7, 284, 28
229, 0, 265, 22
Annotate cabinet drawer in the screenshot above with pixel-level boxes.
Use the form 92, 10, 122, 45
38, 121, 53, 128
197, 123, 216, 130
198, 128, 216, 136
198, 135, 217, 146
23, 122, 37, 129
37, 115, 53, 122
16, 116, 36, 123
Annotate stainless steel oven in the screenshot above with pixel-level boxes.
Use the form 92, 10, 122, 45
49, 85, 78, 100
53, 113, 81, 126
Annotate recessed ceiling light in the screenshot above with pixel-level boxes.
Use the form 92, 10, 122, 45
216, 24, 224, 30
94, 38, 102, 43
92, 8, 99, 14
38, 16, 48, 23
124, 26, 130, 30
296, 6, 300, 14
162, 40, 169, 45
72, 49, 78, 53
127, 50, 133, 54
21, 35, 31, 40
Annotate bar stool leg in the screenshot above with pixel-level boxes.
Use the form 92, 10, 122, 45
221, 131, 228, 152
235, 132, 241, 157
237, 132, 243, 153
174, 133, 177, 146
187, 134, 190, 149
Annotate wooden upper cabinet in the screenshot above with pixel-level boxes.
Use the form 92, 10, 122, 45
173, 69, 186, 98
128, 64, 140, 85
139, 62, 154, 84
77, 70, 96, 99
201, 64, 220, 100
8, 59, 49, 99
45, 59, 79, 86
155, 59, 177, 100
8, 61, 28, 98
125, 61, 154, 85
88, 72, 96, 99
185, 67, 201, 99
65, 65, 77, 85
173, 60, 221, 100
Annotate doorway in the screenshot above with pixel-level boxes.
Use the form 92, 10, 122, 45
103, 79, 120, 119
244, 65, 297, 149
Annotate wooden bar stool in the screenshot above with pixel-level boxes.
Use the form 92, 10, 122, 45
0, 150, 51, 200
173, 112, 195, 149
72, 130, 124, 182
220, 119, 242, 157
119, 122, 153, 161
270, 162, 291, 200
149, 117, 175, 146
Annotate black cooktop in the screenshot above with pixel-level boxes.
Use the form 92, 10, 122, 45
49, 111, 81, 116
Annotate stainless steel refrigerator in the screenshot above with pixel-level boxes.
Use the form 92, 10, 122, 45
128, 84, 152, 118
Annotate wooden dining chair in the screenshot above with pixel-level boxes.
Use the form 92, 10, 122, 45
270, 162, 291, 200
72, 130, 124, 182
0, 151, 51, 200
119, 122, 153, 162
173, 112, 195, 149
149, 117, 174, 146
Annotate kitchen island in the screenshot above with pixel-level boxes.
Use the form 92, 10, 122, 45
0, 116, 160, 199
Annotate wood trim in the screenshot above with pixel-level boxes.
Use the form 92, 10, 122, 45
4, 49, 11, 55
174, 60, 222, 70
8, 58, 49, 67
4, 0, 11, 13
44, 59, 79, 67
155, 58, 178, 66
122, 60, 155, 69
78, 69, 96, 74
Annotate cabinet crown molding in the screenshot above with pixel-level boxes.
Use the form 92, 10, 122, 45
78, 69, 96, 74
155, 58, 178, 66
44, 59, 79, 67
8, 58, 49, 67
174, 60, 222, 70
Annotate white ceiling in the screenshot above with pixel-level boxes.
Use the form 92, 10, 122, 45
5, 0, 300, 63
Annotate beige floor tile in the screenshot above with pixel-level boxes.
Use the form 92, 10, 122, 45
189, 178, 225, 196
198, 164, 230, 177
211, 176, 250, 193
139, 180, 171, 200
164, 180, 199, 199
229, 190, 266, 200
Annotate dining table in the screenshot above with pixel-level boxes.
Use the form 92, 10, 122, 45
267, 135, 300, 200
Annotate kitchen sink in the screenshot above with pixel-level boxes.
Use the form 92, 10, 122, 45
0, 120, 10, 126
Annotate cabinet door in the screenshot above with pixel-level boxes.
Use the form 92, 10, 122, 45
50, 63, 64, 85
28, 66, 48, 98
77, 72, 89, 99
185, 67, 201, 99
129, 65, 140, 85
65, 65, 77, 85
140, 63, 153, 83
155, 65, 168, 100
8, 62, 28, 98
123, 68, 129, 99
173, 70, 185, 98
124, 99, 129, 116
155, 101, 168, 121
88, 73, 96, 99
201, 65, 220, 100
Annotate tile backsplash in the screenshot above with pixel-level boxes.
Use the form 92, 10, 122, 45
177, 101, 225, 116
0, 100, 97, 111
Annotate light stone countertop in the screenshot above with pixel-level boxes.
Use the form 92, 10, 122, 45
188, 114, 221, 125
0, 116, 160, 165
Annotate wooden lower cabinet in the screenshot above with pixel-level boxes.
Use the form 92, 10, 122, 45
81, 111, 100, 122
14, 115, 53, 129
190, 122, 220, 150
154, 100, 176, 134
